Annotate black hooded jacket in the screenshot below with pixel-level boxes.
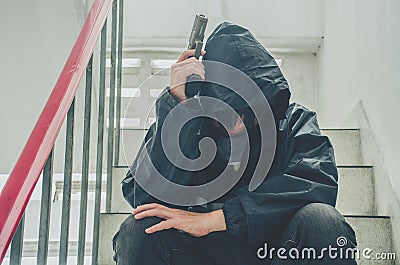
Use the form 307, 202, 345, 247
122, 22, 338, 245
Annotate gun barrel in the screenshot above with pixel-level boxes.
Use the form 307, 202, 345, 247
188, 14, 208, 50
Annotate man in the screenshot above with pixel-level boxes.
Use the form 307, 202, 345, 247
113, 22, 357, 264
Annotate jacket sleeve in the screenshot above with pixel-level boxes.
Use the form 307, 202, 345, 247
222, 196, 248, 239
223, 107, 338, 244
122, 89, 180, 207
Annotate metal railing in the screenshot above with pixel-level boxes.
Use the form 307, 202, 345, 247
0, 0, 124, 263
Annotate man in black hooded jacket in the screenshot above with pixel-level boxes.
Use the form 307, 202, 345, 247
113, 23, 357, 264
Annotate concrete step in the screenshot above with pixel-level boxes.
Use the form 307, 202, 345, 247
106, 87, 160, 122
116, 129, 364, 167
108, 98, 154, 129
22, 199, 102, 241
1, 256, 92, 264
346, 216, 394, 265
110, 167, 133, 213
110, 166, 376, 216
2, 240, 92, 259
336, 166, 375, 216
105, 79, 168, 129
322, 129, 363, 166
105, 56, 173, 89
98, 214, 393, 265
98, 213, 129, 265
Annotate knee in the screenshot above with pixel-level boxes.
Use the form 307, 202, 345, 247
118, 215, 161, 237
295, 203, 344, 225
291, 203, 356, 240
113, 216, 167, 263
113, 215, 164, 254
119, 214, 136, 231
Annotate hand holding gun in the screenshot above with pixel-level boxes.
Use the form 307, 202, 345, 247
169, 15, 207, 102
185, 14, 208, 98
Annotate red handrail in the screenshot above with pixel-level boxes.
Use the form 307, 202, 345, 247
0, 0, 113, 260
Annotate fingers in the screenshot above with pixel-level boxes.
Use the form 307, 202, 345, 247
170, 52, 206, 96
133, 203, 168, 215
133, 206, 212, 236
171, 60, 205, 82
145, 220, 175, 234
172, 58, 205, 72
134, 208, 173, 220
175, 65, 205, 80
133, 203, 181, 220
177, 49, 206, 63
177, 50, 195, 62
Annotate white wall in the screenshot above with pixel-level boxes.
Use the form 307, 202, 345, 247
120, 0, 322, 125
122, 0, 323, 49
276, 52, 319, 111
318, 0, 400, 254
0, 1, 86, 174
318, 0, 400, 194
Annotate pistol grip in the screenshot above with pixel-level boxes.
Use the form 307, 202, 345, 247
185, 74, 202, 98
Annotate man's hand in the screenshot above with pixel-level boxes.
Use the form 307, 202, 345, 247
133, 203, 226, 237
169, 49, 206, 102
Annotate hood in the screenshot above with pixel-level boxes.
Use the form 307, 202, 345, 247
201, 22, 291, 122
122, 22, 292, 207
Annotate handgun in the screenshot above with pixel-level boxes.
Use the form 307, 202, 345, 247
185, 14, 208, 98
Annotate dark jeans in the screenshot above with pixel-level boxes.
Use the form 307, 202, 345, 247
112, 203, 357, 265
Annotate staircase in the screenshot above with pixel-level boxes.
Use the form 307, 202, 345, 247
98, 128, 394, 263
96, 50, 394, 264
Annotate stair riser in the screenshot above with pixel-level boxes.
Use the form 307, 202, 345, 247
322, 129, 363, 165
106, 67, 170, 88
336, 167, 375, 216
347, 217, 394, 265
